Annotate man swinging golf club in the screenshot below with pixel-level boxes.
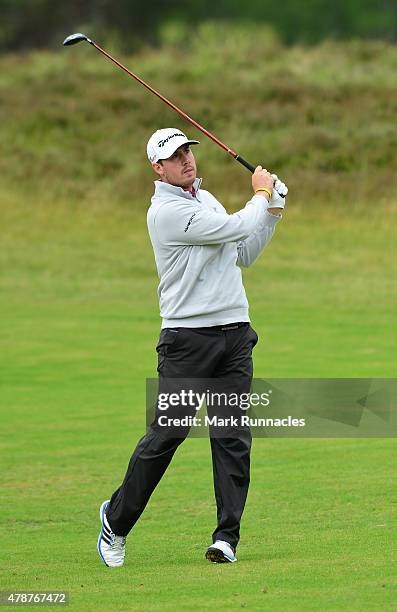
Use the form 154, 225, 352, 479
97, 128, 288, 567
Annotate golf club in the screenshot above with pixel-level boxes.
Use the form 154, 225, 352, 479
63, 32, 280, 186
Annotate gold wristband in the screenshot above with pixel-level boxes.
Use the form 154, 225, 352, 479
255, 187, 272, 198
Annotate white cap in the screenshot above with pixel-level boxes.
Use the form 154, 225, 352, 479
147, 128, 200, 163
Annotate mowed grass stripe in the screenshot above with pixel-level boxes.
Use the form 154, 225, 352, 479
1, 193, 396, 609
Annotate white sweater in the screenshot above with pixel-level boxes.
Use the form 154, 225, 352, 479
147, 178, 281, 328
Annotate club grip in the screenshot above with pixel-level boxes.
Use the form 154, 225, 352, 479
234, 154, 256, 173
235, 154, 286, 198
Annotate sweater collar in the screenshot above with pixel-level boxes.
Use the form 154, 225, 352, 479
154, 178, 202, 201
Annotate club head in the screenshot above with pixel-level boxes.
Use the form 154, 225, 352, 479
63, 33, 91, 46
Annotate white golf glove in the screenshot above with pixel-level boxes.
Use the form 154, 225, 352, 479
269, 174, 288, 209
272, 174, 288, 197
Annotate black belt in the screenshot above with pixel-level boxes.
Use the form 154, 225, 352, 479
164, 322, 249, 332
211, 322, 249, 331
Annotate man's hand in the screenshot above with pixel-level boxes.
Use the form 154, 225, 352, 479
252, 166, 274, 200
271, 174, 288, 197
267, 174, 287, 215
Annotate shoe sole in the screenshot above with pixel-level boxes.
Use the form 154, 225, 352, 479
97, 500, 110, 567
205, 547, 237, 563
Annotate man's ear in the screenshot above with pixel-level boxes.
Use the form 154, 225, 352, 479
152, 161, 164, 178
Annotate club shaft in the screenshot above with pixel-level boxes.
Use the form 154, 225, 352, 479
89, 40, 256, 172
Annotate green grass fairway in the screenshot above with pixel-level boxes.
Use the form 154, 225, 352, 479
1, 195, 396, 610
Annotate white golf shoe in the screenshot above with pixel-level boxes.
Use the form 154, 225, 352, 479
205, 540, 237, 563
97, 500, 126, 567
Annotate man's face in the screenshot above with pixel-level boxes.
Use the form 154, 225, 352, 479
152, 144, 197, 187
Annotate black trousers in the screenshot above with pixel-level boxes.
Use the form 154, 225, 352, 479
106, 322, 258, 550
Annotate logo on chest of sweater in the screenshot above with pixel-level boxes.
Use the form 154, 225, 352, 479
184, 213, 197, 232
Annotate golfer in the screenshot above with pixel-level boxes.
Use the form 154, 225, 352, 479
98, 128, 287, 566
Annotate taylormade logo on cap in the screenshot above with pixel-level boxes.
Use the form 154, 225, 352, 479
147, 128, 200, 163
158, 132, 185, 148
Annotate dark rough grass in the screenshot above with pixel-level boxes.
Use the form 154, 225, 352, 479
0, 36, 396, 208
